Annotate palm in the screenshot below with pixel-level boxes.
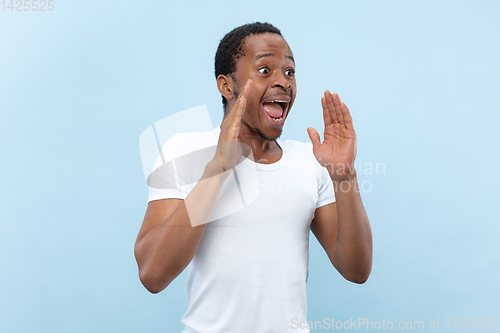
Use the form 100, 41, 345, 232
307, 91, 357, 178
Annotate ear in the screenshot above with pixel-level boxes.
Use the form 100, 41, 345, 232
217, 74, 236, 101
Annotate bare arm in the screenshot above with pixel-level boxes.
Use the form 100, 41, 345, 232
311, 172, 372, 284
134, 79, 253, 293
134, 164, 231, 293
308, 91, 372, 283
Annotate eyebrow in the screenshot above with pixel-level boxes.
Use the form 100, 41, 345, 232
254, 52, 295, 64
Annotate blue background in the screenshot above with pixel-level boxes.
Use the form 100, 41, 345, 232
1, 1, 499, 332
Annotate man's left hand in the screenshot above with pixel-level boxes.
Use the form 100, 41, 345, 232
307, 91, 357, 181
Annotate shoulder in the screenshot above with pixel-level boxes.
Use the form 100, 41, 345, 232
161, 127, 219, 158
167, 128, 217, 145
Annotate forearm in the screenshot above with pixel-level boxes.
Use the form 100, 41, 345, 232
135, 161, 231, 292
332, 171, 373, 283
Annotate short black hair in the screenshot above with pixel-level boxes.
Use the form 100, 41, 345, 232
214, 22, 282, 110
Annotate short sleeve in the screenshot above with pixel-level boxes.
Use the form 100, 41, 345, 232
316, 165, 335, 208
148, 179, 192, 202
147, 133, 203, 203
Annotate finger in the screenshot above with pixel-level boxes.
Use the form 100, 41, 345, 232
340, 102, 354, 130
225, 79, 251, 128
324, 90, 339, 123
307, 127, 321, 151
241, 79, 252, 98
233, 79, 252, 121
229, 79, 251, 117
227, 92, 242, 119
233, 93, 248, 123
220, 97, 243, 143
331, 92, 345, 125
321, 96, 333, 125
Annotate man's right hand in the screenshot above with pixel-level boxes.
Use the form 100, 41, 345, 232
212, 79, 252, 172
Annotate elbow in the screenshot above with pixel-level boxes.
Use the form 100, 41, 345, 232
137, 257, 185, 293
134, 242, 188, 293
139, 269, 170, 294
334, 251, 372, 284
139, 270, 162, 294
135, 243, 173, 294
144, 286, 162, 294
135, 255, 183, 293
346, 271, 371, 284
344, 264, 372, 284
142, 282, 163, 295
338, 261, 372, 284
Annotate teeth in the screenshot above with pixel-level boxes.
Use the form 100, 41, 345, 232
272, 117, 282, 121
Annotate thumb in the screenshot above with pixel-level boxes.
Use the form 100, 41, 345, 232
307, 127, 321, 150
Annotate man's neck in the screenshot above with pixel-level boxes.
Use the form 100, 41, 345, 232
238, 134, 282, 164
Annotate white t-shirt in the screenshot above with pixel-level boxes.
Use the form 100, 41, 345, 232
148, 126, 335, 333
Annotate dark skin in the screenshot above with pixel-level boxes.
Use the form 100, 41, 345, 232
217, 32, 372, 283
217, 33, 296, 164
134, 33, 372, 294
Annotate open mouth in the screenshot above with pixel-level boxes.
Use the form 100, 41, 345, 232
262, 98, 290, 122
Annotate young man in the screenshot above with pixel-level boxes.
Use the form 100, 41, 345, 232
135, 22, 372, 333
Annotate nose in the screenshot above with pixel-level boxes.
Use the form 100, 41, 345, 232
271, 70, 290, 90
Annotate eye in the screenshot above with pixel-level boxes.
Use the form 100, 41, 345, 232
258, 67, 270, 74
285, 69, 295, 77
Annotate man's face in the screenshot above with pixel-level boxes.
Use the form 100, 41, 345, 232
231, 33, 296, 141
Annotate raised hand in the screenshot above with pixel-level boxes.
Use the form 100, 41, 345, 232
307, 90, 357, 180
213, 79, 253, 172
